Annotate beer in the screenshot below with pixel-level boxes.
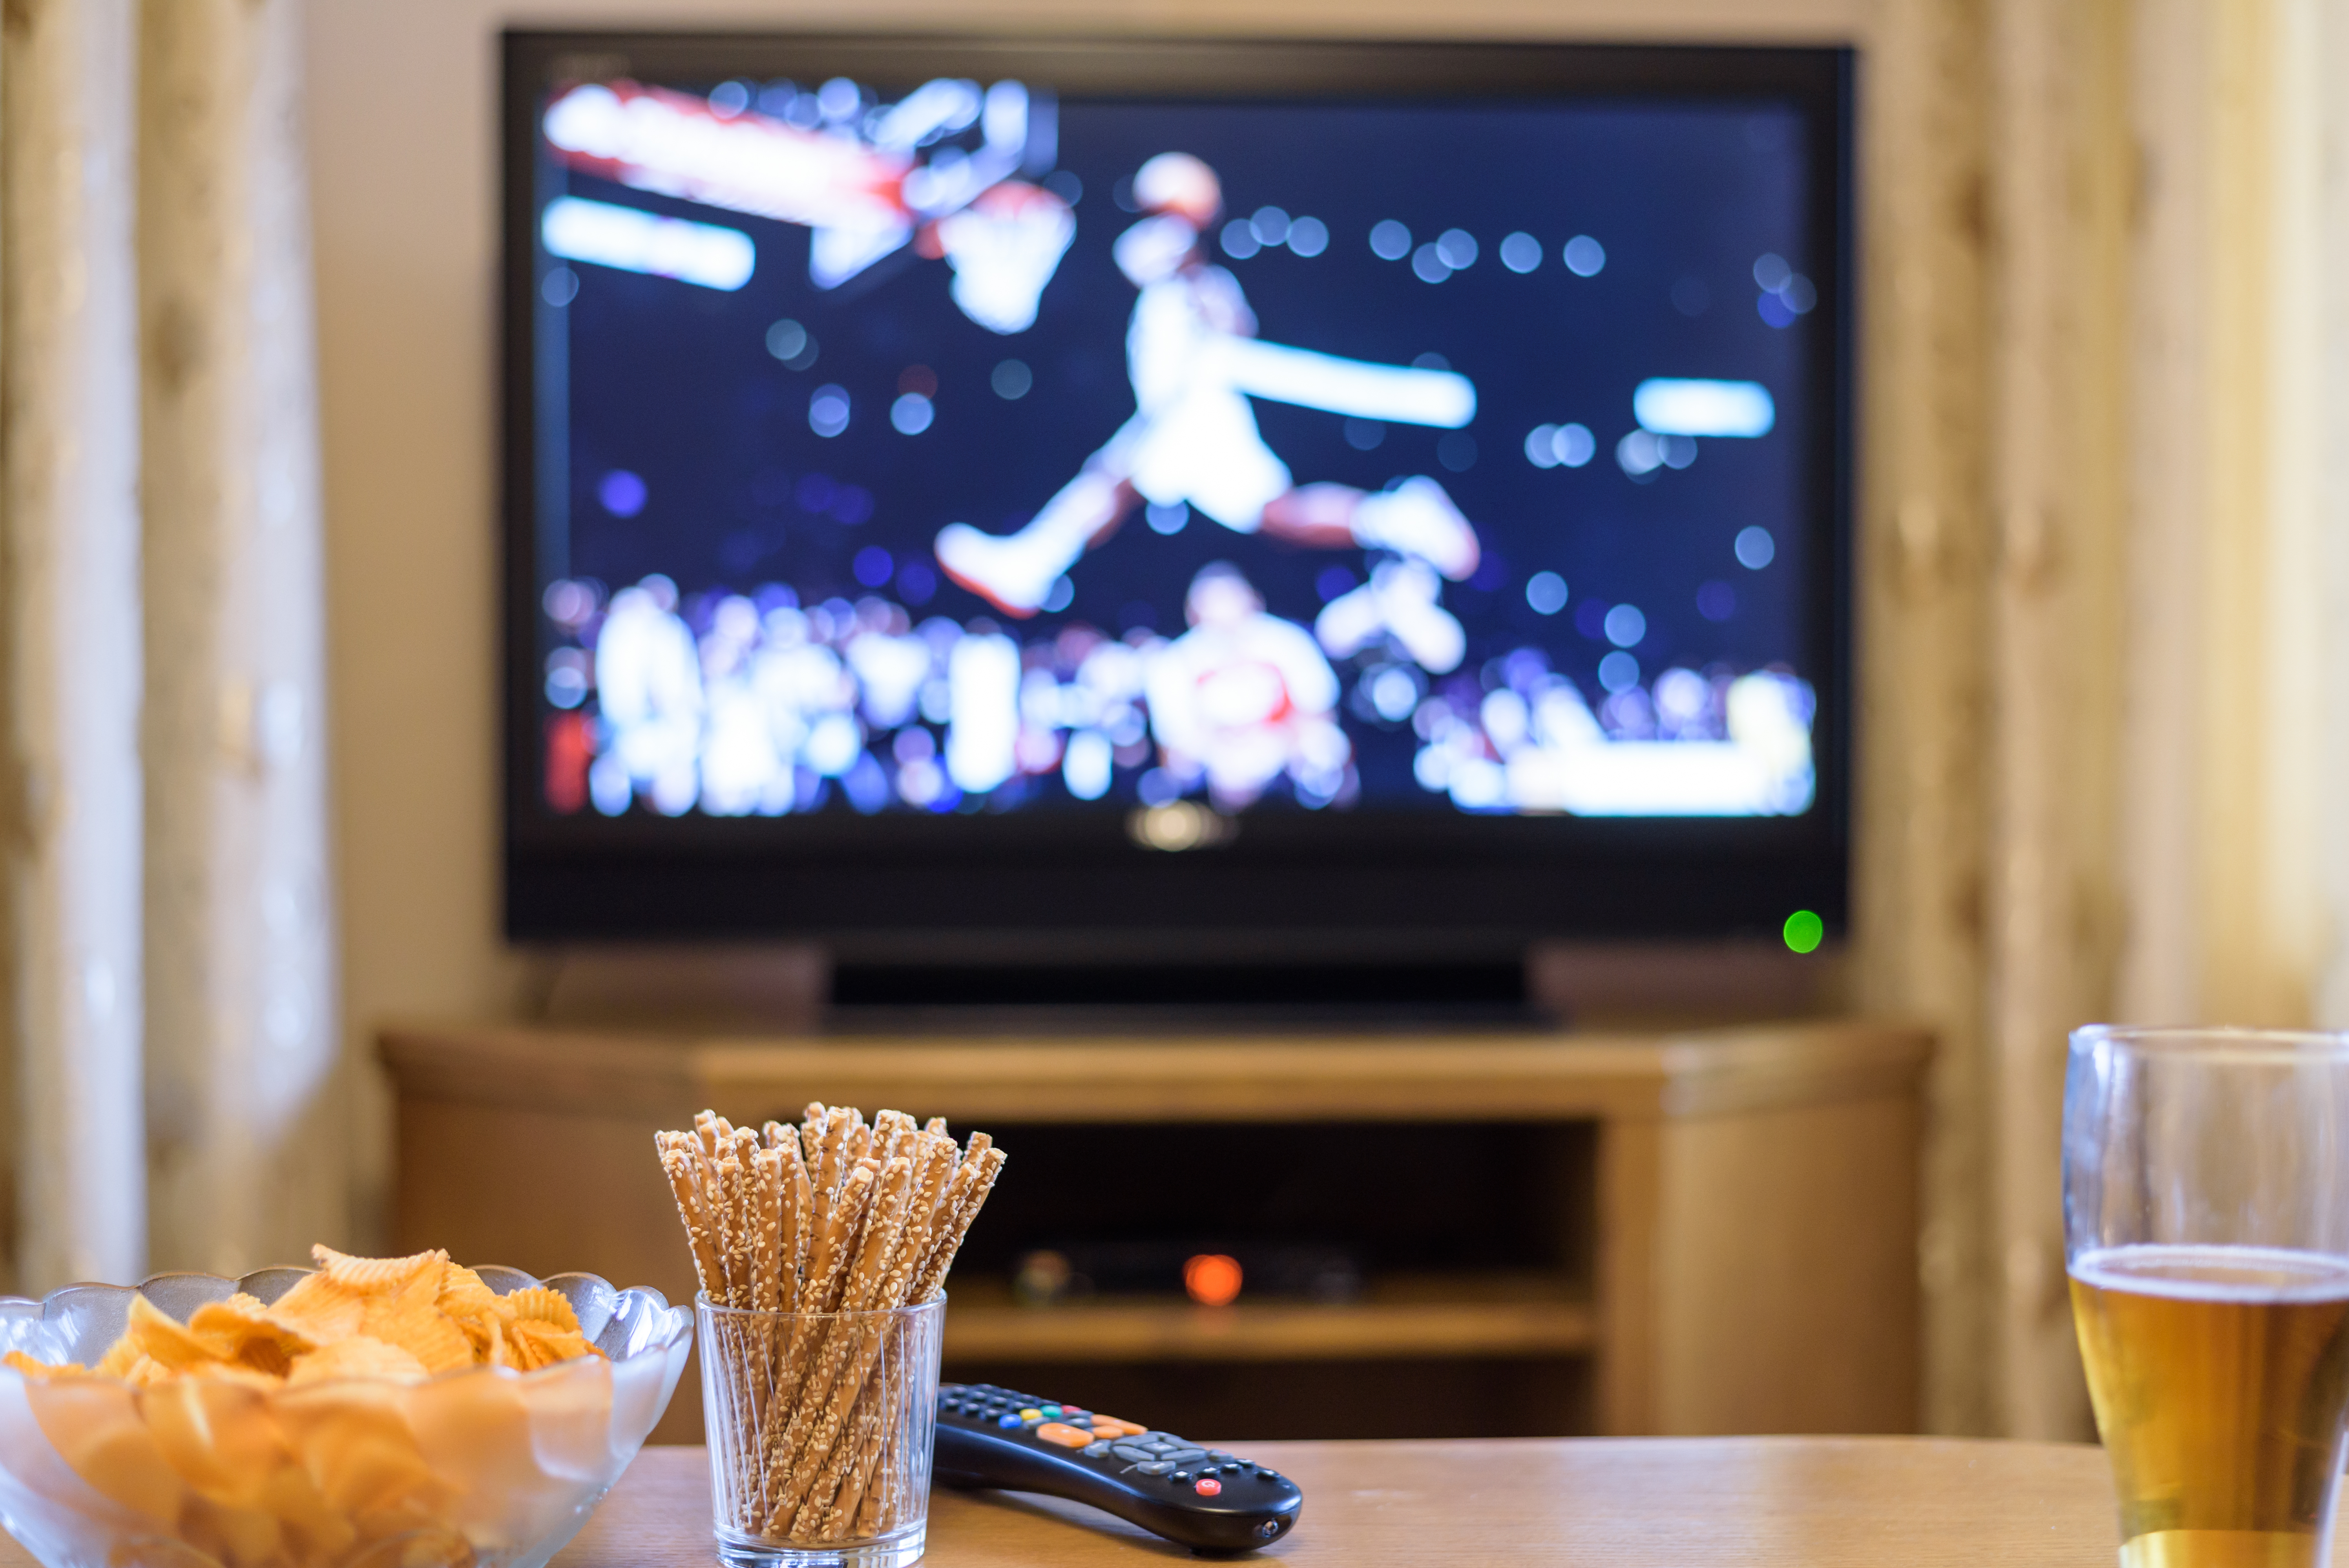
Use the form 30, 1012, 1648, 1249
2072, 1244, 2349, 1568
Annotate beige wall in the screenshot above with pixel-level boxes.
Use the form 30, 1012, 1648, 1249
303, 0, 1871, 1243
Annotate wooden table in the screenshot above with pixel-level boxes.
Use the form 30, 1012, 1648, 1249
549, 1439, 2128, 1565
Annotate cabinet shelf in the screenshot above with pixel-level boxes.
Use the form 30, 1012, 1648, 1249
941, 1274, 1596, 1362
382, 1019, 1929, 1439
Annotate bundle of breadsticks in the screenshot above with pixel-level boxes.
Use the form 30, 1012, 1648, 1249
655, 1104, 1005, 1545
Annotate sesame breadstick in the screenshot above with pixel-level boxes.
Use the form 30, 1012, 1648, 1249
734, 1126, 764, 1294
845, 1112, 872, 1168
814, 1103, 853, 1197
713, 1138, 750, 1307
752, 1146, 785, 1316
795, 1135, 956, 1522
912, 1143, 1006, 1304
763, 1119, 803, 1166
870, 1108, 915, 1170
767, 1156, 915, 1531
924, 1115, 948, 1137
804, 1371, 890, 1539
796, 1133, 957, 1538
656, 1132, 725, 1297
761, 1161, 876, 1492
781, 1141, 812, 1312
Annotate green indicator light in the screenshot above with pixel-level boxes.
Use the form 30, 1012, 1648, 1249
1783, 910, 1825, 954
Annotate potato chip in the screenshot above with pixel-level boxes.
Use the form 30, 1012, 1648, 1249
255, 1457, 358, 1559
498, 1287, 580, 1334
505, 1320, 598, 1372
25, 1380, 186, 1523
287, 1336, 429, 1387
312, 1245, 446, 1298
192, 1292, 325, 1364
125, 1294, 233, 1373
4, 1349, 85, 1380
190, 1363, 287, 1392
436, 1264, 501, 1319
264, 1272, 368, 1341
93, 1338, 141, 1379
382, 1522, 475, 1567
359, 1294, 474, 1376
183, 1492, 285, 1568
139, 1375, 290, 1504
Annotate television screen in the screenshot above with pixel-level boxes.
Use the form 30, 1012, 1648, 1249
503, 36, 1851, 943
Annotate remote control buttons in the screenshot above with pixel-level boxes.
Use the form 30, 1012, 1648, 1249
1134, 1461, 1175, 1476
1111, 1442, 1156, 1462
1194, 1477, 1222, 1497
1082, 1442, 1114, 1458
996, 1413, 1022, 1429
1035, 1422, 1093, 1448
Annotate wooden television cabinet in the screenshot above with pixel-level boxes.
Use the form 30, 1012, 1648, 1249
381, 1021, 1927, 1444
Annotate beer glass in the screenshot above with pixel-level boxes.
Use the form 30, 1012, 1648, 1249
2066, 1026, 2349, 1568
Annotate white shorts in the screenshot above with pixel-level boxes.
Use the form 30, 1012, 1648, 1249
1119, 387, 1291, 532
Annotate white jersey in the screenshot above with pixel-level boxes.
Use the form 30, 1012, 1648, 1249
1115, 266, 1291, 531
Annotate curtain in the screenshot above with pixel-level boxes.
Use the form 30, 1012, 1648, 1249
1864, 0, 2349, 1437
0, 0, 337, 1294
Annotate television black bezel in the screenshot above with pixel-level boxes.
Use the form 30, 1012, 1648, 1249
500, 30, 1857, 953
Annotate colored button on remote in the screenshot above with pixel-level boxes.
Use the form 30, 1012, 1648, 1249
1194, 1477, 1222, 1497
1035, 1422, 1094, 1449
995, 1414, 1022, 1429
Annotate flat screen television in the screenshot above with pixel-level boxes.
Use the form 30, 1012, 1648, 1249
502, 32, 1853, 959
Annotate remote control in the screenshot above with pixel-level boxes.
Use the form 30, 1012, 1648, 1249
931, 1382, 1304, 1555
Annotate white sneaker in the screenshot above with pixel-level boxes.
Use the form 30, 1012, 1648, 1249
934, 523, 1058, 617
1313, 558, 1466, 675
1373, 560, 1466, 674
1351, 477, 1481, 580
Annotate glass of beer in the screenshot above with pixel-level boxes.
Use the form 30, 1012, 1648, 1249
2066, 1026, 2349, 1568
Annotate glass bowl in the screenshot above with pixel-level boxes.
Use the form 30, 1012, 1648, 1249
0, 1264, 692, 1568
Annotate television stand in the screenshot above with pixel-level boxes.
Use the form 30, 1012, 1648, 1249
381, 1016, 1924, 1443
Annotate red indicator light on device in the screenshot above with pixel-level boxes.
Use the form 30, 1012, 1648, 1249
1183, 1253, 1243, 1306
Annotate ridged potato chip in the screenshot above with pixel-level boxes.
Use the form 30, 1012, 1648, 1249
434, 1265, 500, 1319
498, 1288, 579, 1334
264, 1274, 368, 1342
127, 1294, 234, 1373
359, 1296, 474, 1377
504, 1321, 595, 1373
192, 1293, 322, 1367
286, 1337, 429, 1388
311, 1245, 446, 1298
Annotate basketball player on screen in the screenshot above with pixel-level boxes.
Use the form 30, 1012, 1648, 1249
934, 153, 1484, 619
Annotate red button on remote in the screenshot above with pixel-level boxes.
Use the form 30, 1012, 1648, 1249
1193, 1477, 1222, 1497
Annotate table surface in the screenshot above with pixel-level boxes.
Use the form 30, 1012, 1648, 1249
546, 1438, 2134, 1566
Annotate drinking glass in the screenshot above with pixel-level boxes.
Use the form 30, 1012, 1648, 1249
2065, 1026, 2349, 1568
698, 1295, 945, 1568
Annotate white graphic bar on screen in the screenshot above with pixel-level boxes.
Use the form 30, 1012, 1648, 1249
1631, 378, 1776, 438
